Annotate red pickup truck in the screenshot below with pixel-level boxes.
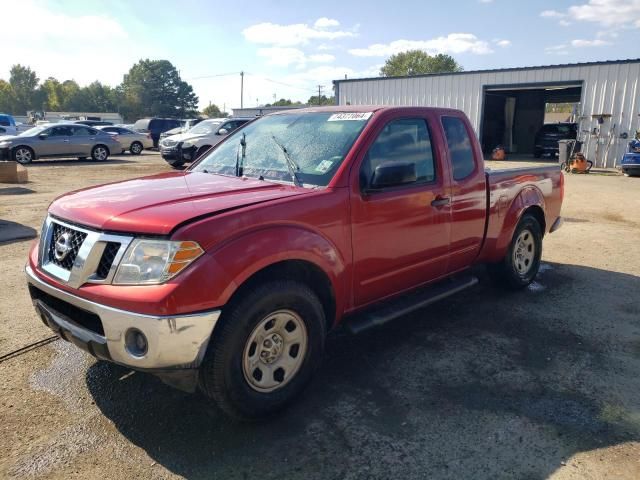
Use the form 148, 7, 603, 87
26, 106, 563, 419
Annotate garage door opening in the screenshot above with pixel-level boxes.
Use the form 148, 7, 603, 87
480, 83, 582, 156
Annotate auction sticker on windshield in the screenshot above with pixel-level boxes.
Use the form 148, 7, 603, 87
327, 112, 373, 121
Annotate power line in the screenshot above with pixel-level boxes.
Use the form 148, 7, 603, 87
185, 72, 240, 81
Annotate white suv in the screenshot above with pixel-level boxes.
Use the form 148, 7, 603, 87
0, 114, 18, 136
159, 117, 252, 168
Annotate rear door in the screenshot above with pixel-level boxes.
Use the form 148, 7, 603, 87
440, 115, 487, 272
350, 114, 452, 307
68, 126, 96, 156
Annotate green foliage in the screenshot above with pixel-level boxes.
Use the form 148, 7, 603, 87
264, 98, 304, 107
201, 103, 228, 118
380, 50, 463, 77
306, 95, 335, 106
0, 59, 198, 122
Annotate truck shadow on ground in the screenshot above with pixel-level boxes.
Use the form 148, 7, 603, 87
86, 262, 640, 479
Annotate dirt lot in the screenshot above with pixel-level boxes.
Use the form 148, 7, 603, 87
1, 154, 639, 479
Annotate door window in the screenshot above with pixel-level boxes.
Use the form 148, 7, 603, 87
441, 116, 475, 181
49, 126, 71, 136
70, 126, 93, 136
360, 118, 436, 189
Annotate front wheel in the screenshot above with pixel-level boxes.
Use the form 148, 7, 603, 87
199, 280, 326, 420
487, 214, 542, 290
13, 146, 34, 164
91, 145, 109, 161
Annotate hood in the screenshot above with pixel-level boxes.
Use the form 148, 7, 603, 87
48, 172, 309, 235
162, 132, 208, 144
0, 134, 21, 142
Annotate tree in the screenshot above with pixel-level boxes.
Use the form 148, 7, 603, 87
38, 77, 64, 111
9, 64, 39, 113
264, 98, 303, 107
120, 59, 198, 120
306, 95, 335, 106
0, 80, 13, 112
380, 50, 462, 77
201, 103, 228, 118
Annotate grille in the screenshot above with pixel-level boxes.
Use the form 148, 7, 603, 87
48, 223, 87, 270
29, 285, 105, 336
95, 242, 121, 279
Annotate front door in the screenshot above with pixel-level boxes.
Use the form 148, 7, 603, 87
351, 116, 451, 307
37, 125, 72, 157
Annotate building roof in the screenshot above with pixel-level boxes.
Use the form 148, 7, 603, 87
334, 58, 640, 84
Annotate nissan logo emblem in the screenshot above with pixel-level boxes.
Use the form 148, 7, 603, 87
54, 232, 72, 261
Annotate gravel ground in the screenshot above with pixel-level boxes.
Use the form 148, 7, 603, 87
1, 153, 639, 479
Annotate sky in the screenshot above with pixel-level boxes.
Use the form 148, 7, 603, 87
3, 0, 640, 113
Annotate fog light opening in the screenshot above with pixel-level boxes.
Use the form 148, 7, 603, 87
125, 328, 148, 358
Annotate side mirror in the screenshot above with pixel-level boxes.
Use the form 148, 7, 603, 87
217, 128, 228, 136
38, 133, 49, 140
369, 161, 416, 189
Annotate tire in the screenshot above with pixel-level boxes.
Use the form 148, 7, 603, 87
91, 145, 109, 161
167, 160, 185, 170
487, 214, 542, 290
199, 280, 326, 420
194, 145, 211, 160
130, 141, 143, 155
13, 146, 34, 164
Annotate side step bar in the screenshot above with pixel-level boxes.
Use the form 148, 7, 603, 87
345, 273, 479, 334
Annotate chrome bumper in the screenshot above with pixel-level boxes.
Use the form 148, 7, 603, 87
26, 265, 221, 383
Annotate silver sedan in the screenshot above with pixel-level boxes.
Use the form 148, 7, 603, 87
0, 123, 121, 164
97, 126, 154, 154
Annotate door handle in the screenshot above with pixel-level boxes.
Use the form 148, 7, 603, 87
431, 196, 450, 207
63, 139, 70, 142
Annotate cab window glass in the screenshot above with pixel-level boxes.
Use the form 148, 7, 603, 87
442, 116, 475, 181
360, 118, 436, 189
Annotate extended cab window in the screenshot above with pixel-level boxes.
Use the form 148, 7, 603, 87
361, 118, 435, 189
442, 116, 475, 181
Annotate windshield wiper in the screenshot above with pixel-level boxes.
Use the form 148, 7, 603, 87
235, 132, 246, 177
271, 135, 301, 187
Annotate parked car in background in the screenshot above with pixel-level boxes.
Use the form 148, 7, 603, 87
97, 125, 153, 155
0, 113, 18, 136
133, 118, 182, 148
160, 117, 252, 168
74, 120, 114, 127
159, 118, 205, 142
533, 123, 577, 158
0, 123, 121, 164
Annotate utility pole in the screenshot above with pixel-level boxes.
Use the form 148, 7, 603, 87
317, 85, 323, 105
240, 71, 244, 109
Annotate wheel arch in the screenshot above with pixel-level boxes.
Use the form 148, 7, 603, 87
222, 259, 337, 333
12, 144, 36, 159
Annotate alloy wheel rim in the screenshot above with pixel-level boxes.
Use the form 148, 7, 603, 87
513, 229, 535, 275
16, 148, 31, 162
95, 147, 107, 160
131, 143, 141, 153
242, 309, 308, 393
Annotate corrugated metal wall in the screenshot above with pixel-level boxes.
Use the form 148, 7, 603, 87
336, 61, 640, 168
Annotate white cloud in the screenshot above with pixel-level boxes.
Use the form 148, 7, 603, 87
494, 39, 512, 47
571, 38, 612, 47
479, 0, 494, 3
242, 20, 356, 47
348, 34, 493, 57
559, 19, 572, 26
541, 0, 640, 27
256, 48, 335, 67
308, 54, 336, 63
314, 17, 340, 28
545, 44, 570, 55
0, 0, 153, 87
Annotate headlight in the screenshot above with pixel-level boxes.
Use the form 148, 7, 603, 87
181, 140, 194, 149
113, 239, 204, 285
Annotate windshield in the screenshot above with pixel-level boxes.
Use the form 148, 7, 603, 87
19, 125, 48, 136
188, 120, 222, 135
192, 112, 371, 187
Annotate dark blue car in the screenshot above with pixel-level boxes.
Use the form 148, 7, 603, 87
622, 137, 640, 177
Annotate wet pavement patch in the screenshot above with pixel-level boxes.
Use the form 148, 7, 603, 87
0, 187, 35, 195
0, 219, 37, 243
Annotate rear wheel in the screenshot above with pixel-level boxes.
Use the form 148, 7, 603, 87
130, 141, 143, 155
199, 280, 326, 420
13, 146, 34, 164
91, 145, 109, 161
488, 214, 542, 290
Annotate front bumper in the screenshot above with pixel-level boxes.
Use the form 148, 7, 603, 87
26, 265, 221, 391
160, 145, 196, 163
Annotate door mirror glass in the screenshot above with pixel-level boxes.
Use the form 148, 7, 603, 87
370, 161, 417, 189
217, 128, 228, 135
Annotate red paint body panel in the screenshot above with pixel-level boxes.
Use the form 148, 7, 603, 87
31, 106, 563, 324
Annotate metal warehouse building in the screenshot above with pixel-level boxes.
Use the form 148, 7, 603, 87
334, 59, 640, 168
